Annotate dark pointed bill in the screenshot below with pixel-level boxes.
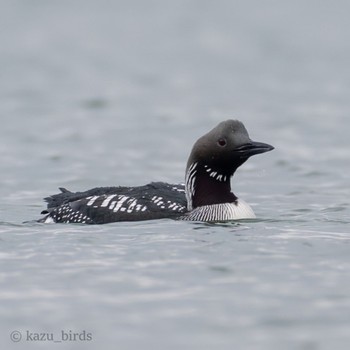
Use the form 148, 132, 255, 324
235, 141, 274, 158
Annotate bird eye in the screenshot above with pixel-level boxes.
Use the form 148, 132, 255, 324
217, 138, 227, 147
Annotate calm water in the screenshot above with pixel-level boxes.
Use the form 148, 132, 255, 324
1, 1, 350, 349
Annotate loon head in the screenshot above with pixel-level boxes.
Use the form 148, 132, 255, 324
185, 119, 274, 210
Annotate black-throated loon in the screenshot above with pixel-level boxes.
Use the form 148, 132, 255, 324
39, 120, 274, 224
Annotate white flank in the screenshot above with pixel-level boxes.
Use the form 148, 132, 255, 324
44, 216, 55, 223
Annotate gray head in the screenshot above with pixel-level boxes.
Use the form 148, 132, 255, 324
185, 120, 274, 210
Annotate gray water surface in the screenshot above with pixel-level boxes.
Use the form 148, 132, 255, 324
1, 1, 350, 349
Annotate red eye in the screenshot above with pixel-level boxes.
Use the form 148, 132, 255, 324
217, 138, 227, 147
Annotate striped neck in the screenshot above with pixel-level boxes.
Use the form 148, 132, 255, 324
185, 162, 237, 211
181, 200, 255, 221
